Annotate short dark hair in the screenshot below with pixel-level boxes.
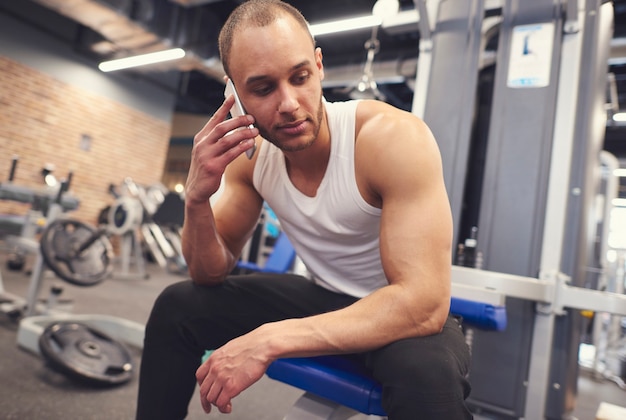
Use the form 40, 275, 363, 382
218, 0, 315, 76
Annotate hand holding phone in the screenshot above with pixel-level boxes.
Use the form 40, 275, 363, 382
224, 79, 256, 159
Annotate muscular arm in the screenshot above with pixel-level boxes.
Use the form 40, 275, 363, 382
261, 101, 452, 352
197, 101, 453, 413
181, 96, 263, 285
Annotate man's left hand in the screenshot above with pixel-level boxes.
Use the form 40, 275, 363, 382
195, 334, 271, 414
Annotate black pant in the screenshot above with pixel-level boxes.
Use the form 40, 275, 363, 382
136, 274, 473, 420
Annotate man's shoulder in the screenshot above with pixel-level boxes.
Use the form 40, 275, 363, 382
355, 100, 424, 140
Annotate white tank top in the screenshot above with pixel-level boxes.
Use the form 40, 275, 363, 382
253, 100, 385, 298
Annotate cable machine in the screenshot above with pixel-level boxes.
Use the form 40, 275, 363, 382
414, 0, 622, 418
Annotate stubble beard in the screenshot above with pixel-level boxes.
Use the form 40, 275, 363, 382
257, 95, 324, 153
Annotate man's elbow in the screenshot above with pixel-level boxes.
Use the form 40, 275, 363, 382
187, 263, 231, 287
418, 299, 450, 336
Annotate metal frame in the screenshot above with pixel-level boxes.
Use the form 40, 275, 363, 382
417, 0, 619, 417
452, 265, 626, 419
452, 266, 626, 317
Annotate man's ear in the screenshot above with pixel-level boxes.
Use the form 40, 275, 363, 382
315, 47, 324, 81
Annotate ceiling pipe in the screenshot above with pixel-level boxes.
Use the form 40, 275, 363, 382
30, 0, 226, 78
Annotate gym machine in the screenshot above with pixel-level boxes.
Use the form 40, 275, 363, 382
97, 183, 147, 280
414, 0, 625, 418
0, 157, 79, 272
117, 178, 187, 275
0, 157, 92, 318
0, 157, 142, 385
78, 177, 187, 280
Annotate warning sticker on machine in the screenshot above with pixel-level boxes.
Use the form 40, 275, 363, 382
507, 23, 555, 88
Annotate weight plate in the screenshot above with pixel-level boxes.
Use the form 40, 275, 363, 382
38, 322, 134, 386
40, 218, 113, 287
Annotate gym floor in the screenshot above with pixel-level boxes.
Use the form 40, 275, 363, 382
0, 247, 624, 420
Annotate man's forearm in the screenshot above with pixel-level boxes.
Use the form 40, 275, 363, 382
182, 202, 236, 285
256, 282, 450, 362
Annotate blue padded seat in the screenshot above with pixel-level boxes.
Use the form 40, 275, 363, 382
266, 355, 385, 416
236, 232, 296, 274
450, 296, 507, 331
266, 297, 507, 417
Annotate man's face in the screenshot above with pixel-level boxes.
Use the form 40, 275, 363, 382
226, 16, 325, 152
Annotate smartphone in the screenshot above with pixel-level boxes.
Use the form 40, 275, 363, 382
224, 79, 256, 159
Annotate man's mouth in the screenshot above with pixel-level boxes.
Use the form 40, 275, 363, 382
276, 120, 308, 135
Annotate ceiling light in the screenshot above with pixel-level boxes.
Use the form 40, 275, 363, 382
373, 0, 400, 19
98, 48, 186, 72
612, 112, 626, 122
613, 198, 626, 207
309, 15, 382, 37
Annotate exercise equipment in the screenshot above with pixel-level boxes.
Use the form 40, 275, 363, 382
96, 187, 148, 280
412, 1, 624, 418
266, 296, 506, 420
106, 196, 144, 237
0, 158, 95, 318
38, 321, 134, 386
118, 178, 187, 275
236, 232, 297, 274
0, 156, 79, 272
19, 179, 111, 318
235, 203, 295, 275
39, 218, 113, 287
18, 313, 144, 389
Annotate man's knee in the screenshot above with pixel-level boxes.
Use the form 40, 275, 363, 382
383, 342, 468, 391
375, 339, 472, 419
152, 280, 194, 311
145, 280, 198, 337
368, 327, 472, 417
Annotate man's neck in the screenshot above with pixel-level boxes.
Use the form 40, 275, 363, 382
283, 111, 331, 197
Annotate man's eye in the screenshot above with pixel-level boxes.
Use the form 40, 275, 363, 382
253, 86, 273, 96
292, 72, 310, 84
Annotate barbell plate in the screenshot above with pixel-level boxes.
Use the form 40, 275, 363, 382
38, 322, 134, 386
40, 218, 113, 287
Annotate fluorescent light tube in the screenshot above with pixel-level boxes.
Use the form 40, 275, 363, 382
99, 48, 186, 72
613, 198, 626, 207
309, 15, 382, 37
612, 112, 626, 122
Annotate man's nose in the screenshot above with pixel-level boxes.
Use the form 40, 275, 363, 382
277, 85, 299, 114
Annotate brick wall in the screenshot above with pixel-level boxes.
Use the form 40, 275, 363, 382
0, 57, 172, 226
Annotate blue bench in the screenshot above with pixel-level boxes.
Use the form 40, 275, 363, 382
228, 233, 508, 418
236, 232, 297, 274
266, 296, 506, 418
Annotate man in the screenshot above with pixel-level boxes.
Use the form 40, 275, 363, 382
136, 1, 472, 419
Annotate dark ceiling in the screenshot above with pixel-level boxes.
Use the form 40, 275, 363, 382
2, 0, 626, 160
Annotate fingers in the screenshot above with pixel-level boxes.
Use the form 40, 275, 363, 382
193, 95, 257, 160
199, 94, 237, 136
208, 385, 234, 413
197, 376, 234, 413
195, 361, 209, 385
200, 391, 212, 414
195, 94, 254, 143
196, 359, 234, 414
